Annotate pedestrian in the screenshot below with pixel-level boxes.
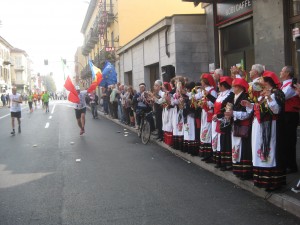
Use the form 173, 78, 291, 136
280, 66, 300, 174
89, 90, 98, 119
28, 92, 33, 113
101, 87, 109, 115
6, 93, 10, 107
74, 86, 88, 135
9, 87, 22, 135
1, 94, 6, 106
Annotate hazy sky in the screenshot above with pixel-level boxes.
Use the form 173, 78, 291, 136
0, 0, 89, 89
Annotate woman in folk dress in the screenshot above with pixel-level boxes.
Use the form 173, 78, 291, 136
211, 77, 234, 170
244, 71, 286, 191
225, 78, 253, 180
198, 73, 217, 159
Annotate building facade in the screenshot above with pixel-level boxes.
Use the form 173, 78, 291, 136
78, 0, 203, 86
0, 36, 13, 93
11, 48, 30, 93
182, 0, 300, 78
117, 14, 208, 89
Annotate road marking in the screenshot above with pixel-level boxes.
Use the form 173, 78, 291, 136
0, 113, 10, 120
49, 116, 52, 119
51, 104, 56, 114
45, 122, 50, 128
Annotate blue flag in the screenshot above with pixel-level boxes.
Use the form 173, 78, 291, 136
100, 61, 117, 87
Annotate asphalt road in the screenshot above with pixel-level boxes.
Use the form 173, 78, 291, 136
0, 101, 299, 225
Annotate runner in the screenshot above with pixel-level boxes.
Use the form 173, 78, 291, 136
9, 87, 23, 135
74, 86, 88, 135
28, 92, 33, 113
42, 90, 50, 113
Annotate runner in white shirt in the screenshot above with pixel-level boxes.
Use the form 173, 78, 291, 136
74, 86, 88, 135
9, 87, 23, 135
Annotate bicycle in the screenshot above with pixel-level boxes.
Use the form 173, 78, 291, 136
138, 111, 155, 144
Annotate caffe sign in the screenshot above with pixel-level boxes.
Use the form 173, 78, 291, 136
216, 0, 253, 26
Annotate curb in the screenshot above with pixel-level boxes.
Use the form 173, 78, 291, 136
91, 107, 300, 218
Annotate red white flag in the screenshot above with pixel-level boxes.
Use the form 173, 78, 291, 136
64, 75, 80, 103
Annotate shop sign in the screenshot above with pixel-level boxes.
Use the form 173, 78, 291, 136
216, 0, 253, 26
105, 47, 115, 52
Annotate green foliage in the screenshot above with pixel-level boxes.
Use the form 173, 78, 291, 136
43, 75, 56, 92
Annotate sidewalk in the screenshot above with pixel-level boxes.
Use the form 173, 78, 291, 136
92, 107, 300, 218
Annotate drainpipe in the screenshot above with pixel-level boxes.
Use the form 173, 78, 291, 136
165, 26, 170, 58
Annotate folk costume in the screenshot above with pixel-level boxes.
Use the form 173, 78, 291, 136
199, 74, 217, 158
231, 78, 253, 179
211, 77, 234, 170
172, 92, 184, 151
182, 89, 198, 156
248, 71, 286, 191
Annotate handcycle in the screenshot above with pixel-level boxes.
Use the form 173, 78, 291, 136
137, 110, 155, 144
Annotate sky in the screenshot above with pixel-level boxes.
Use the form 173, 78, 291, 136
0, 0, 89, 90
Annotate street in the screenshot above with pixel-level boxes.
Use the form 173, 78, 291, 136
0, 101, 299, 225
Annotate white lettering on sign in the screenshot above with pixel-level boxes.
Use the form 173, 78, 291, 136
225, 0, 252, 16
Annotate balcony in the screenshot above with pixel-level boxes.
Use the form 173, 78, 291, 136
14, 65, 25, 71
3, 59, 11, 66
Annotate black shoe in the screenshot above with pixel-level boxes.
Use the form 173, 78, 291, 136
11, 130, 15, 135
18, 126, 21, 133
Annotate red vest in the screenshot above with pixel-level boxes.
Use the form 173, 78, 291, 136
281, 82, 300, 112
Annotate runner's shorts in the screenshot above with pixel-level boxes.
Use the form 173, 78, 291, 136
75, 107, 86, 119
11, 111, 21, 118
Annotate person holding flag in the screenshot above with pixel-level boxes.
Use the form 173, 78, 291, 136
74, 86, 88, 135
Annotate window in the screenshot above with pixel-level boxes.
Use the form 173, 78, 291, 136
291, 0, 300, 16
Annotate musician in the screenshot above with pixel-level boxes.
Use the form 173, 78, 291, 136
280, 66, 300, 174
248, 64, 264, 103
211, 77, 234, 170
171, 76, 186, 150
225, 78, 253, 180
198, 73, 217, 159
243, 71, 286, 191
183, 82, 198, 156
162, 82, 174, 146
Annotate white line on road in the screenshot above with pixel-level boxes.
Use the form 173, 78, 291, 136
49, 116, 52, 119
45, 122, 50, 128
51, 104, 56, 114
0, 113, 10, 120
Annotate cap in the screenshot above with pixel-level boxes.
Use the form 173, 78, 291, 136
220, 76, 233, 86
201, 73, 216, 88
263, 70, 281, 88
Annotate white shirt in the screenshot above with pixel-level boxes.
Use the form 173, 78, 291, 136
74, 90, 87, 109
10, 93, 22, 112
281, 79, 297, 100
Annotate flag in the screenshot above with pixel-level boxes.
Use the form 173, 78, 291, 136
100, 61, 117, 87
87, 60, 103, 92
64, 75, 80, 103
61, 59, 79, 103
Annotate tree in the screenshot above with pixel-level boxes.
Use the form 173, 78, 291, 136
43, 75, 56, 93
